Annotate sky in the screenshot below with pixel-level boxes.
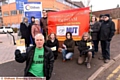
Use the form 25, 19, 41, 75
72, 0, 120, 11
9, 0, 120, 11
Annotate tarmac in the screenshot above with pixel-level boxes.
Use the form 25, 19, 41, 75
0, 33, 120, 80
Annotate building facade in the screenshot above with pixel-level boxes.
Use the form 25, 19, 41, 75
1, 0, 84, 26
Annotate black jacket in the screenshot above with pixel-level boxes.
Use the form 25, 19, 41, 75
99, 19, 116, 41
15, 46, 54, 80
20, 22, 30, 47
46, 39, 59, 53
20, 22, 30, 38
78, 40, 94, 56
90, 21, 101, 40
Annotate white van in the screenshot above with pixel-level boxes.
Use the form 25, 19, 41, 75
0, 26, 13, 33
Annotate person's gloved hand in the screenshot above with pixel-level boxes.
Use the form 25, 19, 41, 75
15, 49, 21, 57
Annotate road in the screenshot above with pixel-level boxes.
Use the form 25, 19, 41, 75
95, 59, 120, 80
0, 33, 120, 80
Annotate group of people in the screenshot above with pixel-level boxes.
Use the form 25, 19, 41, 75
15, 13, 115, 80
19, 10, 48, 47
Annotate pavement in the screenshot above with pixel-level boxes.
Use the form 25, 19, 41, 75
0, 33, 120, 80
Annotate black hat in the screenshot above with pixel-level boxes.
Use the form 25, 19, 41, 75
104, 14, 110, 17
99, 14, 104, 18
31, 16, 35, 19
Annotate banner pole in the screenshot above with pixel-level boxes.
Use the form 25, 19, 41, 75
90, 5, 92, 36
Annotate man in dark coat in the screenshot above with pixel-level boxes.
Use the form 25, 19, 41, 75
99, 14, 116, 63
15, 33, 54, 80
40, 10, 48, 41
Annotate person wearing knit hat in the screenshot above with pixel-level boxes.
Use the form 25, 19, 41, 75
99, 14, 104, 23
99, 13, 116, 63
104, 14, 110, 18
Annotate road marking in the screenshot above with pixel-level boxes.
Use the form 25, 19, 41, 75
116, 75, 120, 80
106, 65, 120, 80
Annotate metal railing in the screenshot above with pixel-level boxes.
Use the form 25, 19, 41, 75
6, 32, 16, 45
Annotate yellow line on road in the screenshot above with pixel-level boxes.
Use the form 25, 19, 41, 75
106, 65, 120, 80
116, 75, 120, 80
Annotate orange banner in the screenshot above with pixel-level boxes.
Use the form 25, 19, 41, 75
48, 7, 90, 41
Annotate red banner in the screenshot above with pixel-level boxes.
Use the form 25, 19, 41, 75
48, 7, 90, 41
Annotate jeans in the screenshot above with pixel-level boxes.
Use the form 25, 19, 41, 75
93, 40, 99, 52
101, 40, 110, 60
62, 49, 73, 60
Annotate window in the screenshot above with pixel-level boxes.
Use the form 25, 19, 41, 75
56, 0, 78, 8
3, 11, 9, 16
19, 10, 23, 14
11, 10, 17, 15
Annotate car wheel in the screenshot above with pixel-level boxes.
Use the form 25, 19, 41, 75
3, 31, 6, 34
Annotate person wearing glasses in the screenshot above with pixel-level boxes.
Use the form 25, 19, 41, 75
99, 14, 115, 63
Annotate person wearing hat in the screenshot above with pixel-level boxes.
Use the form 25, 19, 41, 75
99, 14, 116, 63
29, 16, 35, 45
99, 14, 104, 23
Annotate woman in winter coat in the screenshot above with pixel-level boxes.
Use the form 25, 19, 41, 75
89, 15, 101, 53
31, 19, 41, 45
78, 32, 94, 68
20, 17, 30, 47
46, 33, 59, 60
60, 32, 75, 62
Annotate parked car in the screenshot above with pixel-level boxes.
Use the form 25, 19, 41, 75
0, 26, 13, 33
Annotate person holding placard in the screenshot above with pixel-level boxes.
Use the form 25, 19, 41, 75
46, 33, 59, 60
15, 33, 54, 80
78, 32, 94, 68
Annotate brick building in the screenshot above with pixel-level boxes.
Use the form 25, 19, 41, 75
93, 8, 120, 19
1, 0, 84, 26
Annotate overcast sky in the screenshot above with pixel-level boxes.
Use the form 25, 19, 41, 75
72, 0, 120, 11
10, 0, 120, 11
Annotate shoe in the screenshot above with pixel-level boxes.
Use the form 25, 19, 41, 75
87, 63, 91, 68
85, 57, 88, 63
62, 59, 66, 62
104, 59, 110, 63
98, 57, 104, 60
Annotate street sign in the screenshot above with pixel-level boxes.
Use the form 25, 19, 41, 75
23, 2, 42, 23
16, 0, 28, 10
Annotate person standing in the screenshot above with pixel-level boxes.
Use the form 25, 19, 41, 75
40, 10, 48, 41
46, 33, 59, 60
99, 14, 104, 23
15, 33, 54, 80
20, 17, 30, 47
29, 16, 35, 45
99, 14, 116, 63
31, 19, 41, 45
89, 16, 101, 53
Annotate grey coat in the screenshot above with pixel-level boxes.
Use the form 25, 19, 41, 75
90, 21, 101, 40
